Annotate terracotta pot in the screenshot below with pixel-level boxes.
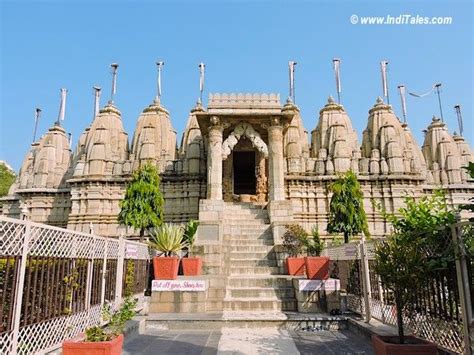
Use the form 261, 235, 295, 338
304, 256, 330, 280
153, 256, 179, 280
63, 334, 123, 355
286, 257, 306, 276
371, 335, 437, 355
182, 257, 202, 276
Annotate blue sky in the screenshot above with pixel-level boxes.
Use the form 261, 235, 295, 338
1, 0, 472, 172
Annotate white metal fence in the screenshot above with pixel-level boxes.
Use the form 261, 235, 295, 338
0, 216, 150, 355
323, 228, 472, 354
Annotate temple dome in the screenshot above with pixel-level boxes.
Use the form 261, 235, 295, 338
73, 103, 129, 177
130, 99, 177, 172
452, 133, 474, 182
422, 117, 463, 184
283, 100, 309, 173
179, 103, 205, 174
15, 124, 72, 190
361, 97, 425, 175
311, 96, 359, 174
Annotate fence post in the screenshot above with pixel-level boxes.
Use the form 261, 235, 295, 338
11, 221, 31, 355
451, 222, 473, 355
359, 238, 372, 323
84, 237, 94, 311
100, 237, 108, 314
114, 236, 126, 307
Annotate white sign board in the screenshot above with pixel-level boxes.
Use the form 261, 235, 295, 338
298, 278, 340, 292
125, 244, 138, 258
152, 280, 207, 292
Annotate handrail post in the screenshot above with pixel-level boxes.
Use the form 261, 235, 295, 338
11, 221, 31, 355
115, 236, 126, 307
359, 237, 372, 323
451, 222, 473, 355
100, 237, 108, 320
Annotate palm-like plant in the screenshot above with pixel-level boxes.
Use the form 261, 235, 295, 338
149, 223, 187, 257
183, 220, 199, 254
327, 171, 369, 243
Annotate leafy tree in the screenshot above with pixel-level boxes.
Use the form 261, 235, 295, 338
327, 171, 369, 243
461, 162, 474, 221
0, 163, 16, 197
118, 164, 164, 241
373, 190, 456, 344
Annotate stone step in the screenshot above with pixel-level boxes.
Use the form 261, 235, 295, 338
230, 245, 275, 252
224, 235, 273, 245
230, 266, 280, 275
223, 298, 297, 311
223, 210, 268, 217
227, 276, 294, 288
226, 239, 274, 246
227, 287, 295, 298
224, 225, 271, 232
230, 251, 276, 259
229, 259, 278, 267
224, 203, 266, 210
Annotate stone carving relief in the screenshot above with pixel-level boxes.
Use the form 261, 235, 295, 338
222, 122, 269, 159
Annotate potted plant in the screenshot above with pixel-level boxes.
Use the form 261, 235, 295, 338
149, 223, 187, 280
181, 220, 202, 276
62, 296, 137, 355
282, 224, 308, 276
304, 225, 329, 280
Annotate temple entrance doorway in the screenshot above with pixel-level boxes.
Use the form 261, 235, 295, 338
233, 151, 256, 195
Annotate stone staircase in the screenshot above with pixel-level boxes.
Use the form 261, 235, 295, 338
222, 202, 297, 312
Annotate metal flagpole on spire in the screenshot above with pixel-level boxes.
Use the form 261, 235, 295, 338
288, 60, 297, 103
198, 62, 205, 104
380, 60, 389, 104
434, 83, 444, 122
33, 108, 41, 142
397, 85, 407, 123
56, 88, 67, 126
156, 61, 164, 102
93, 86, 101, 118
332, 58, 341, 104
109, 63, 119, 104
454, 105, 463, 136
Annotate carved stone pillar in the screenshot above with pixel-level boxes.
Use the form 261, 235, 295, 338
267, 118, 285, 201
207, 116, 223, 200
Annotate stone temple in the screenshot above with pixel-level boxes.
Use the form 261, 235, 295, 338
1, 92, 473, 241
2, 90, 473, 311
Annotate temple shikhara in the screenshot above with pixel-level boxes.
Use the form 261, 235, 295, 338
1, 87, 472, 240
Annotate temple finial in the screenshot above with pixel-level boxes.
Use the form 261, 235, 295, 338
109, 63, 119, 104
56, 88, 67, 126
156, 61, 164, 102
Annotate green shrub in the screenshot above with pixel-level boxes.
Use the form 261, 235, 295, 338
282, 224, 308, 257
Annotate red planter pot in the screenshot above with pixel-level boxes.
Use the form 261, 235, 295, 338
304, 256, 330, 280
153, 256, 179, 280
63, 334, 123, 355
182, 257, 202, 276
371, 335, 437, 355
286, 257, 306, 276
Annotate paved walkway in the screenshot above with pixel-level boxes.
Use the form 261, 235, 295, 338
123, 327, 374, 354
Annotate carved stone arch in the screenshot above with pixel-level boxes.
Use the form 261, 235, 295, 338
222, 122, 268, 159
